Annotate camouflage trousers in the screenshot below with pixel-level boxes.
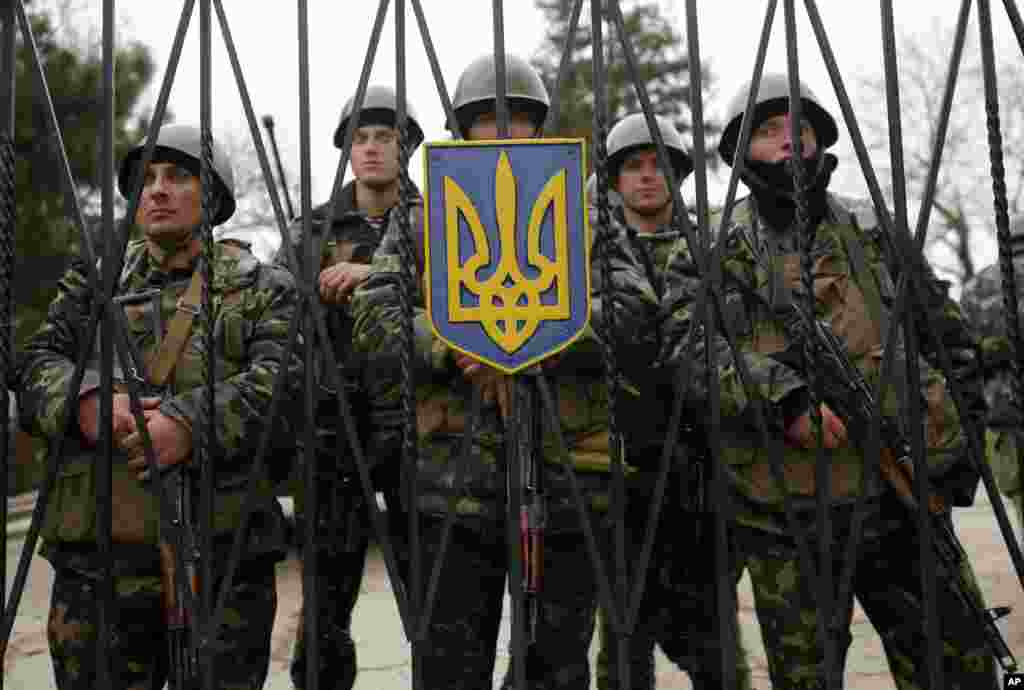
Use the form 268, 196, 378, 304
417, 515, 601, 690
290, 540, 368, 690
594, 500, 753, 690
47, 559, 277, 690
735, 504, 998, 690
289, 469, 408, 690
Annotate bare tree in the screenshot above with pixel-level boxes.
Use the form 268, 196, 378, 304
215, 129, 299, 262
857, 20, 1024, 286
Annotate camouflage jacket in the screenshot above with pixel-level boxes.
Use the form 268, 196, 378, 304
16, 238, 301, 572
661, 193, 984, 530
605, 205, 693, 464
273, 182, 413, 456
962, 261, 1024, 497
350, 199, 660, 532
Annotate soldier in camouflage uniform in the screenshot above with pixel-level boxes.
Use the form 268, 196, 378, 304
588, 112, 753, 690
661, 74, 995, 689
351, 54, 660, 689
961, 218, 1024, 522
276, 85, 422, 690
16, 124, 300, 690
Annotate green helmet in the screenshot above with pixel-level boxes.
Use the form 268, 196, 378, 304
334, 84, 424, 153
118, 124, 236, 226
450, 53, 549, 137
606, 112, 693, 183
718, 73, 838, 165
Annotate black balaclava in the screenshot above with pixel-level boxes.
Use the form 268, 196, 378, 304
738, 105, 837, 232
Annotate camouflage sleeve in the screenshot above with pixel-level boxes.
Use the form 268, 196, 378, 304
15, 259, 99, 440
659, 234, 807, 422
557, 225, 660, 375
158, 265, 303, 462
350, 206, 450, 379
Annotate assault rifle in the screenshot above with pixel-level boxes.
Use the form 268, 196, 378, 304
509, 374, 546, 643
520, 411, 545, 643
780, 304, 1018, 673
113, 289, 201, 687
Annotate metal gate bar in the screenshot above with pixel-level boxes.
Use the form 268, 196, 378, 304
2, 2, 1024, 688
0, 6, 16, 688
0, 0, 191, 648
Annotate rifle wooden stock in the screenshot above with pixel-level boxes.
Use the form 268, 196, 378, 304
159, 541, 185, 627
877, 445, 949, 516
786, 308, 1018, 672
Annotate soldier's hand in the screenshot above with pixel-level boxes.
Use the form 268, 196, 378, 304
454, 352, 512, 419
784, 402, 848, 450
123, 410, 192, 478
78, 392, 161, 445
318, 262, 372, 305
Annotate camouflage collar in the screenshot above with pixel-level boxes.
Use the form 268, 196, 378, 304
610, 204, 679, 240
316, 178, 423, 227
716, 192, 870, 243
119, 239, 259, 293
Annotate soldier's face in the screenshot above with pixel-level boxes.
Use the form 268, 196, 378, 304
135, 161, 202, 241
351, 124, 401, 188
748, 113, 818, 163
467, 110, 538, 140
616, 148, 671, 216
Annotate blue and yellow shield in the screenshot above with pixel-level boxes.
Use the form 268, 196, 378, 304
423, 139, 591, 374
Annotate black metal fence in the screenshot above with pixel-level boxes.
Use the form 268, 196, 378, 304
1, 1, 1023, 689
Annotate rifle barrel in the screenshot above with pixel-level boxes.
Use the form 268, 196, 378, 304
261, 114, 296, 221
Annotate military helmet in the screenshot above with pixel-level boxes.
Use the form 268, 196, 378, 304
450, 53, 550, 137
718, 73, 839, 165
334, 84, 425, 153
118, 124, 236, 226
606, 112, 693, 183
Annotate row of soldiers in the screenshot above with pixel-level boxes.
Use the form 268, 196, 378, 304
11, 47, 1019, 690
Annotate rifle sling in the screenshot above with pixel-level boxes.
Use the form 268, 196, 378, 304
146, 269, 203, 386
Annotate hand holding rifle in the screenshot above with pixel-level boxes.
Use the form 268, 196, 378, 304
781, 302, 1018, 673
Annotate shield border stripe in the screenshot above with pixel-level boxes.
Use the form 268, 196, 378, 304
422, 137, 591, 375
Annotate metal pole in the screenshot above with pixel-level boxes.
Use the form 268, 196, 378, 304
681, 2, 739, 686
96, 0, 117, 686
261, 114, 296, 220
590, 3, 632, 689
485, 2, 530, 689
982, 0, 1024, 558
542, 0, 584, 135
198, 1, 216, 686
781, 2, 839, 687
391, 2, 424, 688
879, 3, 942, 685
492, 0, 508, 138
0, 6, 17, 669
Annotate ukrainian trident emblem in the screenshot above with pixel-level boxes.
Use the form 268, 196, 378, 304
423, 139, 591, 374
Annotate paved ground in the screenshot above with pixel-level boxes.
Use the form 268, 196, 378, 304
4, 490, 1023, 689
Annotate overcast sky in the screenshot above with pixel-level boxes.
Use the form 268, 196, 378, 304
101, 0, 1020, 264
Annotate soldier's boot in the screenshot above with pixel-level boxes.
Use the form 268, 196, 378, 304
500, 642, 592, 690
290, 618, 358, 690
593, 622, 656, 690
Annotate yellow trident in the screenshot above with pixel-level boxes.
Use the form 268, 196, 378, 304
445, 151, 570, 354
